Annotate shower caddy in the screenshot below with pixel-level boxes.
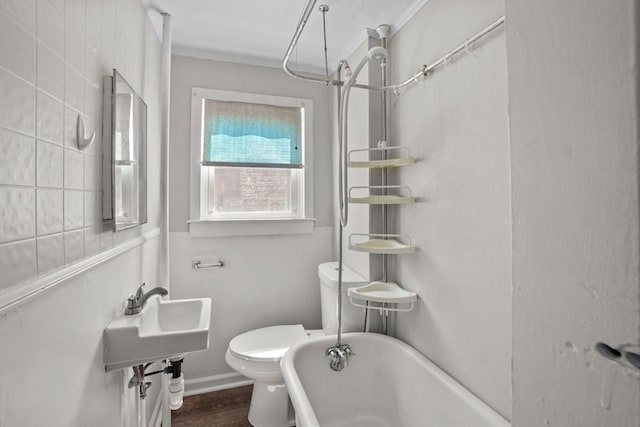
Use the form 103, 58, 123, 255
345, 145, 418, 316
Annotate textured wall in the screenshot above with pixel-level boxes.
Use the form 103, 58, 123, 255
0, 0, 164, 425
389, 0, 512, 419
0, 0, 162, 292
507, 0, 640, 425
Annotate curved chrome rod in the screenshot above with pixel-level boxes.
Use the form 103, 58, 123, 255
388, 16, 506, 93
283, 0, 340, 86
282, 0, 505, 93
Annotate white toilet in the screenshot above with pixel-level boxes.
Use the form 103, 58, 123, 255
225, 261, 367, 427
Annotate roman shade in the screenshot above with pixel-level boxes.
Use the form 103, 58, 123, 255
202, 99, 303, 168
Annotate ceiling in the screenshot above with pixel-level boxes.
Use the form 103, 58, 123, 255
146, 0, 427, 75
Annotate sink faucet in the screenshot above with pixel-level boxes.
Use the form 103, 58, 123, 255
125, 283, 169, 315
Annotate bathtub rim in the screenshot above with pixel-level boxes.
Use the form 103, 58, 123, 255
281, 332, 510, 427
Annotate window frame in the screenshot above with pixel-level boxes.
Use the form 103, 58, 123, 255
188, 87, 314, 237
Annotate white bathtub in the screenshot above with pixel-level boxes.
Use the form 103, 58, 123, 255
281, 333, 509, 427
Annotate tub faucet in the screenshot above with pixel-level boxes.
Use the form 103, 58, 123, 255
326, 344, 354, 371
125, 283, 169, 315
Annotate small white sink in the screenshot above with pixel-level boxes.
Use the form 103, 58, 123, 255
104, 297, 211, 371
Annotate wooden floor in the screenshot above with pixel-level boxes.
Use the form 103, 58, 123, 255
172, 385, 253, 427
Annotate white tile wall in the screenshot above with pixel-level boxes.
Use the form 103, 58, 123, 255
0, 9, 35, 83
0, 67, 35, 135
64, 148, 84, 189
0, 0, 36, 35
0, 0, 155, 292
0, 239, 37, 289
64, 189, 83, 230
63, 106, 78, 148
36, 232, 64, 275
84, 226, 101, 256
64, 65, 84, 113
83, 190, 99, 226
64, 1, 85, 74
36, 90, 64, 143
37, 42, 65, 100
36, 140, 63, 187
37, 1, 64, 57
1, 129, 35, 186
36, 188, 63, 235
63, 228, 84, 264
0, 187, 35, 243
84, 155, 100, 190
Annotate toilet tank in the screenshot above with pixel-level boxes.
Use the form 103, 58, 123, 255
318, 262, 368, 335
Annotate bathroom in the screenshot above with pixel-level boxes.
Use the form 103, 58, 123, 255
0, 0, 638, 426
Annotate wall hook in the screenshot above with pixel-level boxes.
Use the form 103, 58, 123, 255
77, 114, 95, 150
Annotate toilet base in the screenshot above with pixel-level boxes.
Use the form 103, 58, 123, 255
248, 381, 295, 427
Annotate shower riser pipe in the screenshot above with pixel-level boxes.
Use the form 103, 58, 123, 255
380, 28, 389, 286
379, 30, 389, 335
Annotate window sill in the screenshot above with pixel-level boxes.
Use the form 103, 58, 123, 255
188, 218, 316, 238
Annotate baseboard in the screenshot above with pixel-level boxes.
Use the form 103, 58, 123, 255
184, 372, 254, 397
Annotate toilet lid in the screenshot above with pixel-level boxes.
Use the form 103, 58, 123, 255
229, 324, 308, 362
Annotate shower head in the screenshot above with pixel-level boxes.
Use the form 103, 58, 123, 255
368, 46, 387, 61
350, 46, 388, 82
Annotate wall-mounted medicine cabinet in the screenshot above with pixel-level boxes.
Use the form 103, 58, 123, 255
102, 69, 147, 231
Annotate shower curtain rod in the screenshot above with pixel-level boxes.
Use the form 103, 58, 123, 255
282, 0, 505, 92
283, 0, 338, 86
391, 15, 505, 92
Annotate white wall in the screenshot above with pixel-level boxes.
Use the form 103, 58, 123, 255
0, 239, 161, 427
507, 0, 640, 425
388, 0, 512, 418
169, 56, 334, 384
0, 0, 164, 425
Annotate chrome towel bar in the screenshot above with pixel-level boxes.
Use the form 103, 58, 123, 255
192, 259, 225, 270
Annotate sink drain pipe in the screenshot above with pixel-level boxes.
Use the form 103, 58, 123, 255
128, 357, 185, 427
133, 358, 185, 410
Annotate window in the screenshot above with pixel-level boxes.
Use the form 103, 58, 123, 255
189, 88, 314, 236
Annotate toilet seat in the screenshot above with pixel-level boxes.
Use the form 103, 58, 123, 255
228, 324, 308, 363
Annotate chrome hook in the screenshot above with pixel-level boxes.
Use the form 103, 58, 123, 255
76, 114, 95, 150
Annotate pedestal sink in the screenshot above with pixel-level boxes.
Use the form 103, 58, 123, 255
104, 296, 211, 371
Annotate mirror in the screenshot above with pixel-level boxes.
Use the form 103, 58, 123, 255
102, 69, 147, 231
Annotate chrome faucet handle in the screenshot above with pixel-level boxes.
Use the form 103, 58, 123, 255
343, 344, 355, 357
134, 283, 146, 300
126, 295, 136, 306
125, 295, 138, 315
